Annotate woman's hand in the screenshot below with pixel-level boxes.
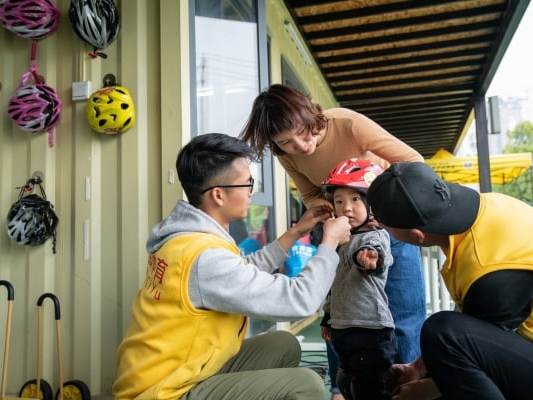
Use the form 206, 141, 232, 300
306, 198, 334, 212
366, 216, 381, 230
391, 378, 441, 400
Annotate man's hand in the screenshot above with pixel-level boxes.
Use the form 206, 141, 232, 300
385, 359, 426, 394
320, 325, 331, 341
291, 206, 332, 237
322, 216, 351, 249
391, 378, 441, 400
356, 248, 379, 271
278, 206, 332, 252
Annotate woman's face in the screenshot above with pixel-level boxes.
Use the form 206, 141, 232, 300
273, 126, 318, 156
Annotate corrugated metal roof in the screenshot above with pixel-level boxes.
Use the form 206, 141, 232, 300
283, 0, 530, 157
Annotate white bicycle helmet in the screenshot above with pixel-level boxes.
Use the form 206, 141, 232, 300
69, 0, 119, 58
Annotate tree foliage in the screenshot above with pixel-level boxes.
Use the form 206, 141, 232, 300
493, 121, 533, 204
503, 121, 533, 152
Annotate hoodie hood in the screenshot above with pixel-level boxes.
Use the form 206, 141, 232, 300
146, 201, 235, 253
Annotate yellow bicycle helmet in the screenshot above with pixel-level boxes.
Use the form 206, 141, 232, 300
86, 85, 135, 134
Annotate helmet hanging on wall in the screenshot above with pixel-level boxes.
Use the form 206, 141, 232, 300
6, 178, 58, 253
8, 83, 62, 134
86, 85, 135, 134
69, 0, 120, 58
0, 0, 60, 40
7, 42, 62, 146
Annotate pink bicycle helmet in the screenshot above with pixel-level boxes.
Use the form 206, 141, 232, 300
8, 84, 61, 133
0, 0, 60, 40
8, 49, 62, 147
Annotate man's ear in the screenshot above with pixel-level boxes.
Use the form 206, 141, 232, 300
411, 229, 426, 245
211, 187, 225, 207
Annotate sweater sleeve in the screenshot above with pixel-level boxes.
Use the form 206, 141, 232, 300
278, 156, 327, 208
353, 112, 424, 163
189, 244, 340, 321
243, 240, 287, 273
346, 230, 393, 273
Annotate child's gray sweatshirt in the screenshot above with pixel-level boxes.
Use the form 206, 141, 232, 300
324, 229, 395, 329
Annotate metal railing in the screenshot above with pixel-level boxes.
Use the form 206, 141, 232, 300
421, 247, 455, 314
291, 246, 455, 351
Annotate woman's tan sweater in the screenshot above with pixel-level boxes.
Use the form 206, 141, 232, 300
278, 108, 423, 207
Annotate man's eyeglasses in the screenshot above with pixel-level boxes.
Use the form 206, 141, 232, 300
201, 177, 255, 195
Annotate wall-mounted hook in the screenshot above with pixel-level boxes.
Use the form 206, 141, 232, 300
31, 170, 45, 184
103, 74, 117, 87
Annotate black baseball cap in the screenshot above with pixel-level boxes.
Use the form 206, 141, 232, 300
367, 162, 480, 235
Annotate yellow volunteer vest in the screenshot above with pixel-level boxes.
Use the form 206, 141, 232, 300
441, 193, 533, 341
113, 233, 248, 400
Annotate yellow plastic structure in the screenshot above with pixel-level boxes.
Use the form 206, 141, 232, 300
426, 149, 532, 185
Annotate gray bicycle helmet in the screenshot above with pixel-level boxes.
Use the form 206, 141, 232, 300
6, 178, 58, 253
69, 0, 119, 58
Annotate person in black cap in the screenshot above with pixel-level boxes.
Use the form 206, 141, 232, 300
367, 161, 533, 400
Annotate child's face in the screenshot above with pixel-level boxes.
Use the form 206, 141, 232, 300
333, 187, 368, 229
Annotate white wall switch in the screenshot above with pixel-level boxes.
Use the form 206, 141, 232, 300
72, 81, 92, 101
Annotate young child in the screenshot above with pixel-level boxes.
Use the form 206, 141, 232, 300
321, 158, 397, 400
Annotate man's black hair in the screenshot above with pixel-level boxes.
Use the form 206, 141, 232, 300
176, 133, 256, 207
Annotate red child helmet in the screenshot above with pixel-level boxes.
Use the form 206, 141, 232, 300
322, 158, 384, 194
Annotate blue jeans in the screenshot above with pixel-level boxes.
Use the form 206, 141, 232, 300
326, 340, 341, 394
385, 236, 426, 363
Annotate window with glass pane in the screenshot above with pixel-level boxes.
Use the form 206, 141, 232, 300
194, 0, 266, 192
192, 0, 274, 334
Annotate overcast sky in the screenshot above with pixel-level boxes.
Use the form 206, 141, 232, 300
487, 3, 533, 98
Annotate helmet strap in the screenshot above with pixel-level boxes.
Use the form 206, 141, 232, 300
48, 128, 55, 147
30, 41, 44, 84
350, 199, 371, 233
89, 49, 108, 59
17, 41, 56, 148
17, 177, 48, 201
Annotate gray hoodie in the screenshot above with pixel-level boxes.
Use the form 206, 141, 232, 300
146, 201, 340, 321
324, 229, 395, 329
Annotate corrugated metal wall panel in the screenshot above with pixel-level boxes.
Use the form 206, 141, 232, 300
0, 0, 185, 395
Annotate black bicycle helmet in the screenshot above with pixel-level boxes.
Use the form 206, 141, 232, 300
68, 0, 120, 58
6, 178, 58, 253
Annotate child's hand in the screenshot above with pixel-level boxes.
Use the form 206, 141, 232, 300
320, 326, 331, 341
356, 248, 379, 270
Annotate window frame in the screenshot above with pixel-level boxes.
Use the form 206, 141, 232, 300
189, 0, 273, 209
